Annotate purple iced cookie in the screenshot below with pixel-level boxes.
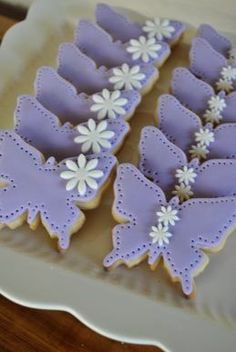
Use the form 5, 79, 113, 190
57, 43, 158, 95
96, 3, 185, 46
198, 24, 236, 63
139, 126, 236, 201
104, 163, 236, 296
190, 37, 236, 92
75, 20, 170, 68
171, 67, 236, 124
0, 130, 116, 250
15, 95, 129, 161
35, 66, 141, 125
158, 94, 236, 160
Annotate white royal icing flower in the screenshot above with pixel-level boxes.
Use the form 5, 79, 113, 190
126, 36, 162, 63
194, 128, 215, 147
175, 166, 197, 185
74, 119, 115, 153
156, 205, 179, 227
172, 183, 194, 202
149, 223, 172, 246
90, 89, 128, 120
203, 109, 223, 124
142, 18, 175, 41
208, 95, 226, 112
60, 154, 104, 196
221, 65, 236, 81
109, 63, 146, 90
189, 143, 209, 159
216, 78, 233, 92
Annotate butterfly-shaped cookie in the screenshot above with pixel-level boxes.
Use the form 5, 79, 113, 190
171, 67, 236, 124
198, 24, 236, 63
15, 95, 129, 161
35, 66, 141, 125
0, 130, 116, 250
104, 163, 236, 296
96, 3, 185, 46
157, 94, 236, 160
190, 37, 236, 92
139, 126, 236, 201
75, 20, 170, 67
57, 43, 158, 95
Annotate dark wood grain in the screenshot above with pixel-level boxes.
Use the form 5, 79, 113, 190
0, 5, 161, 352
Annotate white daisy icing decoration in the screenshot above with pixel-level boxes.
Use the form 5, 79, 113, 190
74, 119, 115, 153
156, 205, 179, 227
149, 224, 172, 246
175, 166, 197, 185
172, 183, 194, 202
216, 78, 233, 92
221, 65, 236, 81
90, 89, 128, 120
189, 143, 209, 159
109, 63, 145, 90
126, 36, 162, 63
207, 95, 226, 112
203, 109, 223, 124
142, 18, 175, 41
194, 128, 215, 147
60, 154, 104, 196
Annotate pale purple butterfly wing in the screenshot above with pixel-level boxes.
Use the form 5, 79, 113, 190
139, 126, 187, 194
14, 95, 129, 160
158, 94, 202, 153
190, 37, 227, 85
96, 3, 142, 42
75, 20, 133, 67
223, 92, 236, 123
198, 24, 232, 58
57, 43, 114, 94
192, 159, 236, 197
208, 123, 236, 159
104, 163, 166, 268
158, 197, 236, 295
171, 67, 214, 115
0, 130, 116, 250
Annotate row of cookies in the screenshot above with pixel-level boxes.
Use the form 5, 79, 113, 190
103, 24, 236, 297
0, 5, 186, 250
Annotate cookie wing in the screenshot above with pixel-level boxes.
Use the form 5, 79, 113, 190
139, 126, 187, 194
171, 67, 214, 115
190, 37, 227, 85
159, 196, 236, 295
198, 24, 232, 58
208, 123, 236, 159
158, 94, 202, 153
96, 3, 142, 42
104, 163, 166, 268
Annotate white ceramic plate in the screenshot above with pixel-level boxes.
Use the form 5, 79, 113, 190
0, 1, 236, 351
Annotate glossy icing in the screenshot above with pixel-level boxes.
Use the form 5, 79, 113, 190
104, 163, 236, 295
14, 95, 129, 161
0, 130, 116, 250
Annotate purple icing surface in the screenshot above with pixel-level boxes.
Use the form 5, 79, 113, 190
96, 3, 185, 45
104, 163, 236, 295
57, 43, 158, 95
14, 95, 129, 161
171, 67, 236, 122
198, 24, 232, 59
190, 37, 236, 89
158, 94, 236, 159
0, 130, 116, 250
35, 66, 141, 125
139, 126, 236, 198
74, 20, 170, 68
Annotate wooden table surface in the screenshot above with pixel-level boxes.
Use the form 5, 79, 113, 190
0, 3, 161, 351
